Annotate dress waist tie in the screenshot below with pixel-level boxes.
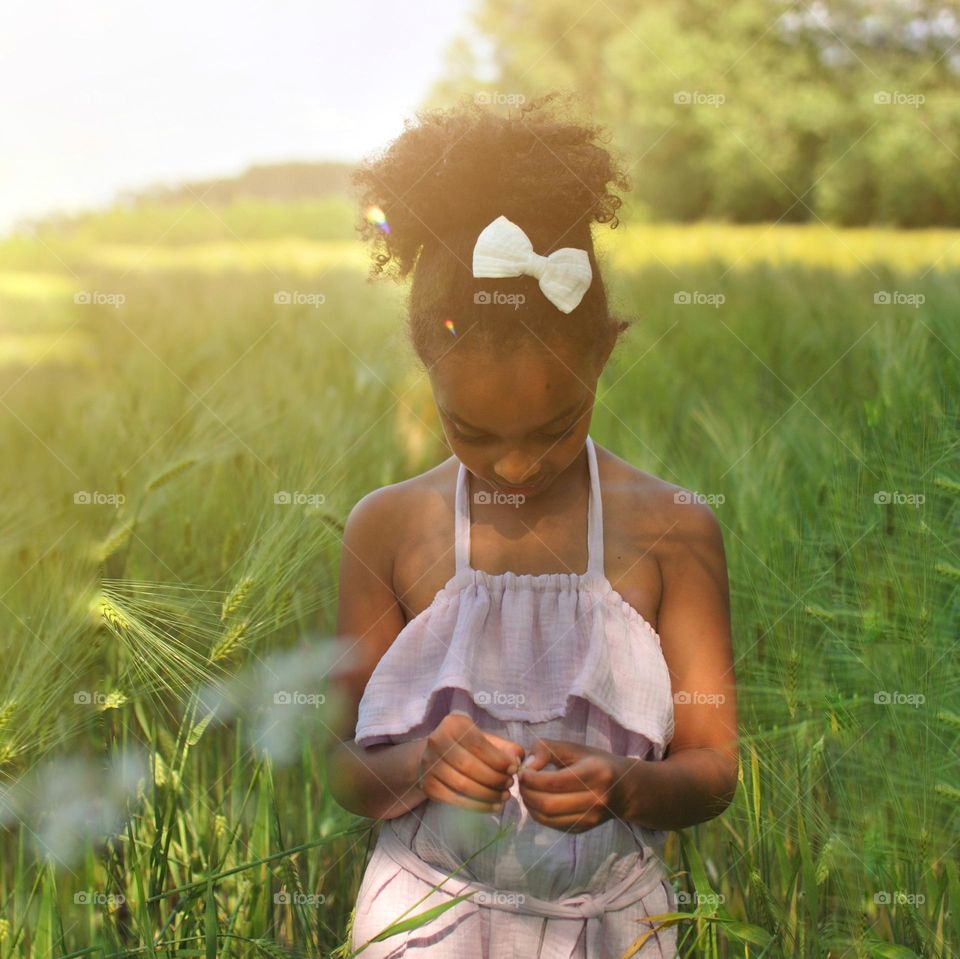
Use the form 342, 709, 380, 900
378, 819, 669, 958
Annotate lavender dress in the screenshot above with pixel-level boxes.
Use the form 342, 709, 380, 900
350, 436, 677, 957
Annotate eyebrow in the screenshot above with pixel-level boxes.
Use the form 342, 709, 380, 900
441, 400, 584, 433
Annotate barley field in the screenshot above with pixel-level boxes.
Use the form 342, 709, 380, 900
0, 199, 957, 958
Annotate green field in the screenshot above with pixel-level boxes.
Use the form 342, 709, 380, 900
0, 200, 957, 958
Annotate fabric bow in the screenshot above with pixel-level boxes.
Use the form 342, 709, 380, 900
472, 215, 592, 314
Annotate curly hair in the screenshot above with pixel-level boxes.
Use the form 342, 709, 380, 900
351, 90, 633, 371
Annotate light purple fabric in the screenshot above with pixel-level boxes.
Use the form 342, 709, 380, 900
351, 435, 677, 957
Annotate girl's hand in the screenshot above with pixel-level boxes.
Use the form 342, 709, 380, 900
418, 712, 525, 813
518, 738, 632, 833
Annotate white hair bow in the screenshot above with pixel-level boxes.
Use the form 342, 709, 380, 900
472, 214, 593, 314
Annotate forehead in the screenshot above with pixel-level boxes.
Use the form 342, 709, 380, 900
430, 344, 589, 430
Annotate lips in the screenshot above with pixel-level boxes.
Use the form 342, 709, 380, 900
495, 479, 544, 495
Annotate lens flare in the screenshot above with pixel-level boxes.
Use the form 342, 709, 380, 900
444, 318, 456, 336
365, 205, 390, 234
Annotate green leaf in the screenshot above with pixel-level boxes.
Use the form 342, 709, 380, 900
714, 918, 774, 947
866, 942, 923, 959
370, 893, 478, 941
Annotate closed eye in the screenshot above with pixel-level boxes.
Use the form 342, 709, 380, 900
451, 422, 577, 444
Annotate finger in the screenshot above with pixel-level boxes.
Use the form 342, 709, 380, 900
435, 739, 516, 791
433, 757, 513, 805
484, 732, 525, 764
426, 775, 506, 813
464, 728, 522, 775
432, 762, 510, 802
520, 763, 593, 792
523, 739, 552, 771
430, 728, 514, 787
520, 785, 599, 817
432, 743, 513, 798
529, 738, 575, 768
519, 745, 551, 773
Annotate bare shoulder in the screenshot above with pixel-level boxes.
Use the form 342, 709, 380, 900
347, 455, 459, 614
595, 443, 725, 560
346, 455, 456, 554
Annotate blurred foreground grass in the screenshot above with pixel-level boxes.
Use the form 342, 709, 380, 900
0, 203, 956, 957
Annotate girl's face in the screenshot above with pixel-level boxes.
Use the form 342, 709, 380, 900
429, 340, 606, 499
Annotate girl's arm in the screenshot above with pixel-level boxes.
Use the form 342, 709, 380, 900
621, 493, 740, 830
328, 737, 429, 821
323, 486, 429, 820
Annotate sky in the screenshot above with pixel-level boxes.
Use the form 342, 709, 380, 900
0, 1, 482, 237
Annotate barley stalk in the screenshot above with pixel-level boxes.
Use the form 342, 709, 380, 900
210, 619, 249, 663
785, 647, 800, 719
932, 474, 960, 493
98, 597, 133, 632
221, 577, 254, 621
145, 457, 197, 494
93, 522, 134, 563
917, 826, 930, 864
0, 700, 17, 730
96, 690, 129, 711
221, 523, 242, 572
936, 708, 960, 729
934, 561, 960, 581
815, 834, 838, 885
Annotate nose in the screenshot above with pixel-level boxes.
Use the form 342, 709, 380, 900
494, 454, 542, 487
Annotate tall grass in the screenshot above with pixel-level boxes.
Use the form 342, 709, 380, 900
0, 209, 955, 957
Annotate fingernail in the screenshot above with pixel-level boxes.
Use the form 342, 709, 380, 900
507, 763, 518, 775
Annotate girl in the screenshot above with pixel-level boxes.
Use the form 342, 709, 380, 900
327, 92, 739, 958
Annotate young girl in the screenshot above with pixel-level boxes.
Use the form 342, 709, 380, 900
327, 92, 739, 958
